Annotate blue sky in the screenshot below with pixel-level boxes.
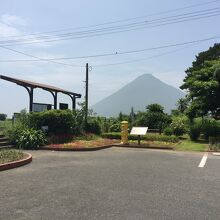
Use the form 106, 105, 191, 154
0, 0, 219, 117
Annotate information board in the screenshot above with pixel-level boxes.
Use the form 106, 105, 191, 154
130, 127, 148, 135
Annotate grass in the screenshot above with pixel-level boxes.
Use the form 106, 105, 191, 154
0, 120, 12, 135
0, 149, 25, 164
174, 138, 209, 151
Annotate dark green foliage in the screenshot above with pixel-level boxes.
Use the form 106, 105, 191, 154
181, 44, 220, 119
163, 127, 173, 136
135, 104, 171, 130
85, 118, 101, 135
176, 98, 189, 113
102, 132, 179, 143
146, 103, 164, 113
189, 122, 201, 141
201, 119, 220, 140
187, 43, 220, 71
109, 123, 120, 132
28, 110, 78, 135
0, 113, 7, 121
209, 136, 220, 150
17, 128, 46, 149
8, 124, 26, 145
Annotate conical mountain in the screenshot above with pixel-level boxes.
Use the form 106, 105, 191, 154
92, 74, 185, 117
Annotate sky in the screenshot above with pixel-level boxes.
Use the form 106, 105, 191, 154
0, 0, 219, 117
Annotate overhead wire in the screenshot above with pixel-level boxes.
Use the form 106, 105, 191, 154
0, 45, 84, 68
0, 0, 219, 39
0, 8, 220, 46
0, 35, 219, 64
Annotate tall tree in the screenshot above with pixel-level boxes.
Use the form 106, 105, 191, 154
181, 59, 220, 119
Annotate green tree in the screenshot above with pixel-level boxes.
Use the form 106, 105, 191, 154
0, 113, 7, 121
135, 104, 171, 131
176, 97, 189, 113
181, 44, 220, 119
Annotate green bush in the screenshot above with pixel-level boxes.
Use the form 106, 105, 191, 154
209, 136, 220, 150
0, 113, 7, 121
102, 132, 178, 143
28, 110, 78, 135
85, 118, 101, 135
202, 119, 220, 140
17, 128, 46, 149
189, 122, 201, 141
170, 117, 187, 136
8, 124, 25, 145
163, 127, 173, 136
109, 123, 120, 132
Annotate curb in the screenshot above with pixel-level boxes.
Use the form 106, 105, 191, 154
0, 153, 32, 172
40, 144, 114, 152
116, 144, 174, 150
41, 143, 173, 151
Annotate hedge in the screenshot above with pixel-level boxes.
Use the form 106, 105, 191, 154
102, 132, 179, 143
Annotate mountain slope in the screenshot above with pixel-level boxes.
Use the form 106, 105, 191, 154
92, 74, 185, 117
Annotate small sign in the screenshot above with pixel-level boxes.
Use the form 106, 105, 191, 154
130, 127, 148, 135
41, 126, 49, 132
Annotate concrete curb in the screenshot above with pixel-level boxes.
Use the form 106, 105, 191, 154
0, 153, 32, 172
116, 144, 174, 150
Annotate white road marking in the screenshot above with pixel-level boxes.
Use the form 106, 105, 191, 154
198, 153, 208, 168
212, 152, 220, 156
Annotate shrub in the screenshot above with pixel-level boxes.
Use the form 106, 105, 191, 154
85, 118, 101, 135
109, 123, 120, 132
163, 127, 173, 136
0, 113, 7, 121
189, 122, 201, 141
170, 117, 187, 136
209, 136, 220, 150
201, 119, 220, 140
28, 110, 78, 135
8, 124, 25, 145
17, 128, 46, 149
102, 132, 179, 143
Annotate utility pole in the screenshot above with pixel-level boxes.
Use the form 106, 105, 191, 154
85, 63, 89, 124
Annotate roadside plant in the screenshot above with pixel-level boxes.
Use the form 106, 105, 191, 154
17, 128, 46, 150
188, 122, 201, 141
170, 117, 187, 136
163, 127, 173, 136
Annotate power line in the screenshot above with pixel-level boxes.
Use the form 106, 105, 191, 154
0, 0, 219, 40
0, 35, 219, 62
0, 8, 220, 46
92, 45, 197, 67
0, 45, 84, 68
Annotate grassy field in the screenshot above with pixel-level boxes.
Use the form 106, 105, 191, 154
0, 120, 12, 135
174, 139, 209, 152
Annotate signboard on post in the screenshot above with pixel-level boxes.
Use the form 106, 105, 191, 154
130, 127, 148, 145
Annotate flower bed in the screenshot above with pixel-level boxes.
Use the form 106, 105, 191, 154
0, 149, 26, 164
42, 138, 119, 151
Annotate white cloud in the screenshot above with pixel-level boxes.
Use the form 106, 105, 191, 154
0, 14, 60, 47
1, 14, 28, 26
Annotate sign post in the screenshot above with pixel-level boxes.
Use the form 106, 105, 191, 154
130, 127, 148, 145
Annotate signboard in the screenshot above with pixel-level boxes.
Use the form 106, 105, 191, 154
33, 103, 52, 112
130, 127, 148, 135
59, 103, 68, 110
41, 126, 49, 132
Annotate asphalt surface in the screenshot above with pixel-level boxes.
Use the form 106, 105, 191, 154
1, 148, 220, 220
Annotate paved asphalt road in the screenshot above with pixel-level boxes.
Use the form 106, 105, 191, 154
1, 148, 220, 220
